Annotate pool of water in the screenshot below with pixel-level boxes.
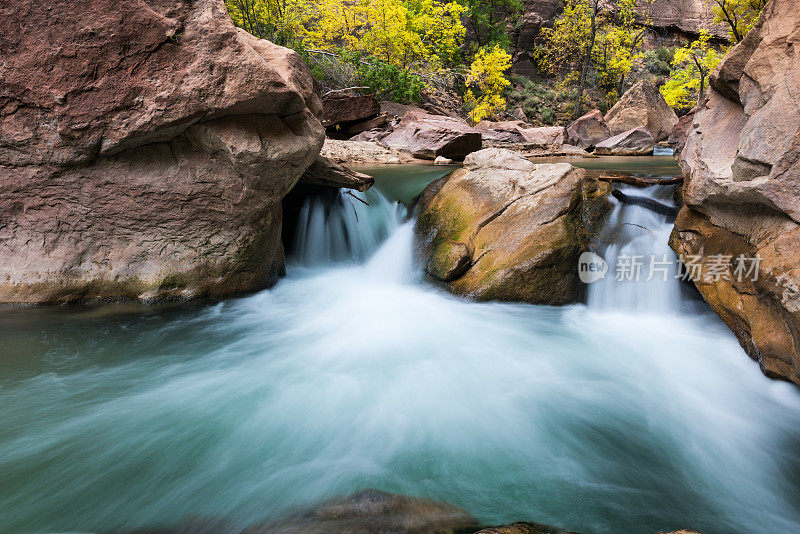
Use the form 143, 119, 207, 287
2, 160, 800, 534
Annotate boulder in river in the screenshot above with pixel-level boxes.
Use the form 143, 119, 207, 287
669, 0, 800, 385
380, 111, 482, 160
594, 127, 655, 156
415, 148, 612, 304
604, 81, 679, 142
566, 109, 612, 150
0, 0, 324, 303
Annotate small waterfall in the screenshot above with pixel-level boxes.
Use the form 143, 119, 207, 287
588, 185, 683, 313
291, 187, 404, 266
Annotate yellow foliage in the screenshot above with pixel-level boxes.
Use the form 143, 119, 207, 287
661, 31, 723, 114
465, 45, 512, 123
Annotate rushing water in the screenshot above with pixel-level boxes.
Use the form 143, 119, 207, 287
2, 160, 800, 534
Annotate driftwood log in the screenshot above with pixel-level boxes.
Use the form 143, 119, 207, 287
597, 172, 683, 187
611, 189, 678, 217
299, 155, 375, 192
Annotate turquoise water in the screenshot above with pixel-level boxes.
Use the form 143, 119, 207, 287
1, 162, 800, 534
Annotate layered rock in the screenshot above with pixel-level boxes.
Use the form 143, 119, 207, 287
0, 0, 325, 303
669, 0, 800, 384
566, 110, 612, 150
595, 127, 655, 156
380, 111, 482, 160
415, 148, 612, 304
605, 81, 679, 142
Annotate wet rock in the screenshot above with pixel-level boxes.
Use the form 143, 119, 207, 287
380, 111, 482, 161
475, 521, 576, 534
670, 0, 800, 385
594, 127, 655, 156
299, 156, 375, 192
245, 489, 479, 534
0, 0, 324, 303
604, 81, 679, 142
415, 148, 612, 304
566, 110, 612, 150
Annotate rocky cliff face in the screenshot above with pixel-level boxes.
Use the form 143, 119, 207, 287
669, 0, 800, 384
0, 0, 325, 303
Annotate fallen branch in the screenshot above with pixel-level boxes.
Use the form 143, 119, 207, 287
345, 190, 370, 206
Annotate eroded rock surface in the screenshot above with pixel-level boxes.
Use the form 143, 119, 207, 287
566, 110, 612, 150
415, 148, 611, 304
380, 111, 482, 160
0, 0, 325, 303
669, 0, 800, 384
605, 81, 679, 142
595, 127, 655, 156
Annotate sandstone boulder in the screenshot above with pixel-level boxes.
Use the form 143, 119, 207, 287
605, 81, 679, 141
669, 0, 800, 385
321, 93, 381, 129
0, 0, 324, 303
478, 122, 568, 147
415, 148, 612, 303
380, 111, 482, 160
566, 109, 612, 150
594, 127, 655, 156
320, 139, 413, 164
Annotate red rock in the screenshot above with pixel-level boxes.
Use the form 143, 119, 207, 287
0, 0, 325, 303
379, 111, 482, 160
321, 93, 381, 128
670, 0, 800, 385
594, 127, 655, 156
604, 81, 679, 142
566, 109, 612, 150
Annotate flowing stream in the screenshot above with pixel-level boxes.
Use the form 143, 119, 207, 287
2, 158, 800, 533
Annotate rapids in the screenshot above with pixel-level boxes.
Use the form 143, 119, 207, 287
1, 158, 800, 534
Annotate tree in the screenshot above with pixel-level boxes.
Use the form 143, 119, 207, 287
459, 0, 523, 48
660, 31, 722, 113
464, 45, 512, 123
710, 0, 766, 43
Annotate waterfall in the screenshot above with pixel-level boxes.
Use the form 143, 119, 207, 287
588, 185, 684, 313
291, 188, 404, 266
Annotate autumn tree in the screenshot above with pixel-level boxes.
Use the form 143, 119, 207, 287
459, 0, 523, 48
710, 0, 766, 43
660, 31, 722, 113
465, 45, 512, 123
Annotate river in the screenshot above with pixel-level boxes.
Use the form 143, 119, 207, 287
1, 156, 800, 533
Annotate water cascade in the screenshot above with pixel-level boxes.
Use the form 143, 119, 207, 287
2, 164, 800, 534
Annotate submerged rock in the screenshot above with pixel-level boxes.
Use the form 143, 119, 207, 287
604, 81, 679, 142
246, 489, 479, 534
415, 148, 612, 304
566, 110, 612, 150
380, 111, 482, 160
594, 127, 655, 156
669, 0, 800, 385
0, 0, 324, 303
475, 522, 576, 534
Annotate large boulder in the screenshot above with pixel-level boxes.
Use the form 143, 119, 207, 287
669, 0, 800, 384
667, 108, 698, 154
594, 127, 655, 156
605, 81, 679, 142
0, 0, 325, 303
321, 93, 381, 129
566, 109, 612, 150
379, 111, 482, 160
477, 121, 567, 147
415, 148, 612, 303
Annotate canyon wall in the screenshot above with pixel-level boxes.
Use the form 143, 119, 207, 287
670, 0, 800, 384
